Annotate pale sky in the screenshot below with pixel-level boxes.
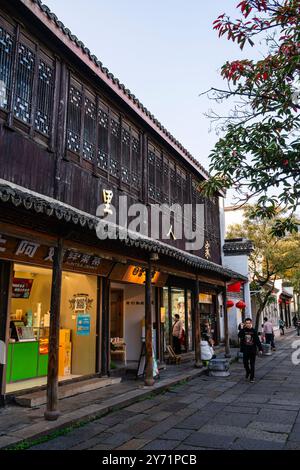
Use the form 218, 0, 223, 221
44, 0, 260, 200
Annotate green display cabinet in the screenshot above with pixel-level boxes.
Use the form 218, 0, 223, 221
6, 343, 13, 383
7, 341, 39, 382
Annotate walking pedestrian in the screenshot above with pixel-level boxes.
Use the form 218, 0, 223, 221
263, 317, 276, 351
292, 315, 298, 328
172, 314, 183, 355
238, 317, 263, 383
279, 318, 285, 335
296, 318, 300, 337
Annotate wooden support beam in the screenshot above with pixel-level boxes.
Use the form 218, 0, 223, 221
215, 292, 221, 345
144, 260, 154, 386
101, 277, 110, 376
95, 276, 102, 374
194, 276, 202, 368
0, 261, 12, 407
44, 238, 64, 421
155, 287, 161, 363
223, 287, 231, 358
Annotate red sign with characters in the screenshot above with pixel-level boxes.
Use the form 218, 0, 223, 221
12, 278, 34, 299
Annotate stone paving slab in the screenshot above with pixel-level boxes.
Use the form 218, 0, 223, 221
183, 431, 236, 449
230, 438, 286, 450
198, 423, 288, 443
141, 439, 180, 450
116, 438, 152, 450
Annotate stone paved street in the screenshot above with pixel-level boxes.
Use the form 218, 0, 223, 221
25, 331, 300, 450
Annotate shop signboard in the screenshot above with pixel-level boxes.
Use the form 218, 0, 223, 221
199, 293, 213, 304
0, 232, 114, 276
12, 278, 34, 299
76, 314, 91, 336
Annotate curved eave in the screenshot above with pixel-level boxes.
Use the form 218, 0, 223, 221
0, 182, 244, 281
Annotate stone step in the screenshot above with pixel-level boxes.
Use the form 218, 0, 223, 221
15, 377, 122, 408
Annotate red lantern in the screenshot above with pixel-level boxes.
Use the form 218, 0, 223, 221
226, 300, 234, 308
236, 300, 246, 309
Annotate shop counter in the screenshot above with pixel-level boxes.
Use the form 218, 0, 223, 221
6, 341, 49, 383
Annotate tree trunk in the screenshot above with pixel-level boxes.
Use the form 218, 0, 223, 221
254, 290, 273, 331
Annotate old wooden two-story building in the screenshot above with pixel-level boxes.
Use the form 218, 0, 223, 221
0, 0, 245, 418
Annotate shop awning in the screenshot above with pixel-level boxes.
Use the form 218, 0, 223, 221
0, 181, 247, 282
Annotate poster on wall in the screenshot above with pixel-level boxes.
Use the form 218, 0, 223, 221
76, 314, 91, 336
12, 278, 34, 299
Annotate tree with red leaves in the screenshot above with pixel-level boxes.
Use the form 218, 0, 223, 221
202, 0, 300, 236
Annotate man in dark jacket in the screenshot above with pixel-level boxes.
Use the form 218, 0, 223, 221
238, 317, 263, 383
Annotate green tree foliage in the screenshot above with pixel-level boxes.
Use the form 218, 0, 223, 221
202, 0, 300, 235
227, 206, 300, 328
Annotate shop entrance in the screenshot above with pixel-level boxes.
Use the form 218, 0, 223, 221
6, 264, 97, 393
110, 289, 125, 366
110, 290, 124, 338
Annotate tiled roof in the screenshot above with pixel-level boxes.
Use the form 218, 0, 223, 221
223, 238, 254, 256
22, 0, 210, 180
0, 182, 247, 281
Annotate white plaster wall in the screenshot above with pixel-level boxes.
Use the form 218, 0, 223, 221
223, 254, 252, 319
228, 304, 242, 343
219, 197, 225, 265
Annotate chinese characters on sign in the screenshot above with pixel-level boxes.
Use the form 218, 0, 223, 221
204, 240, 211, 259
0, 233, 112, 275
16, 240, 40, 258
103, 189, 114, 215
12, 278, 34, 299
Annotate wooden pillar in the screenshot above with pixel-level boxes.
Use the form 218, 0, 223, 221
194, 276, 202, 368
44, 238, 64, 421
215, 292, 221, 345
155, 287, 161, 363
184, 288, 188, 352
95, 276, 102, 374
223, 287, 231, 358
0, 261, 12, 407
168, 286, 172, 347
144, 260, 154, 386
101, 277, 111, 376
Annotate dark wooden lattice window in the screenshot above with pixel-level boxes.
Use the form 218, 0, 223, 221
148, 145, 156, 200
176, 168, 183, 204
110, 111, 120, 177
0, 23, 14, 111
121, 121, 131, 184
131, 129, 140, 189
97, 101, 109, 171
14, 38, 35, 124
67, 81, 82, 154
182, 171, 188, 205
170, 161, 176, 204
162, 155, 170, 204
156, 154, 162, 202
83, 92, 96, 162
34, 53, 54, 135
